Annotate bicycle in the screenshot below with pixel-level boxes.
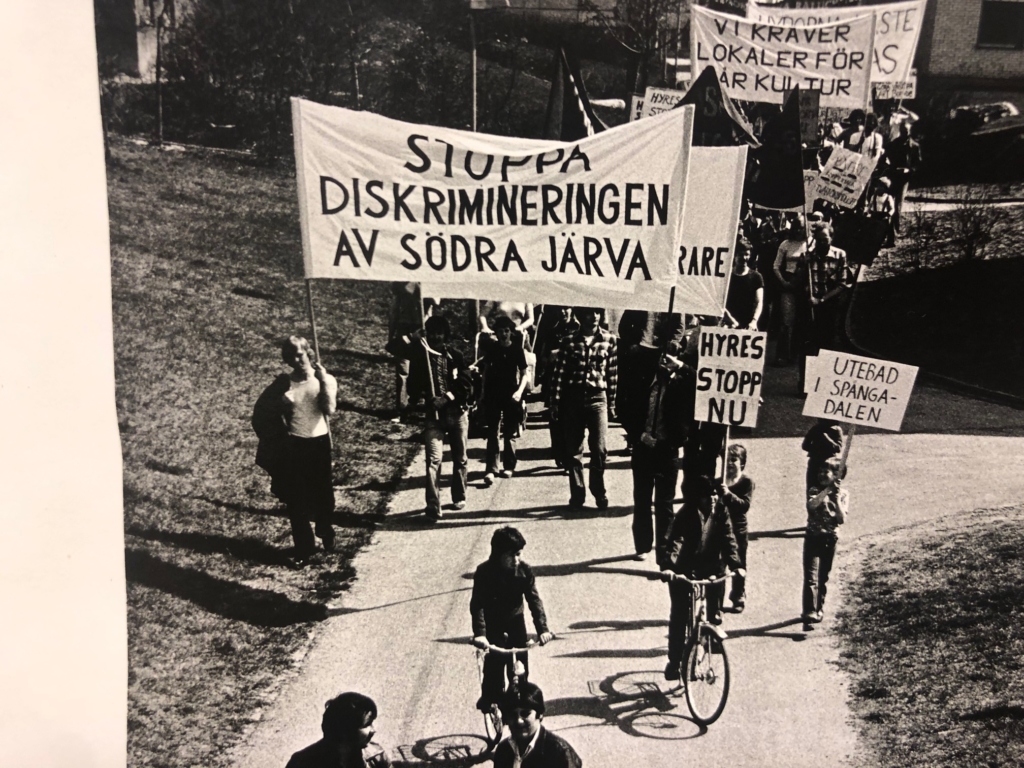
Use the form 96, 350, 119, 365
474, 634, 548, 747
663, 571, 733, 726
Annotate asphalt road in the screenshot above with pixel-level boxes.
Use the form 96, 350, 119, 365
233, 364, 1024, 768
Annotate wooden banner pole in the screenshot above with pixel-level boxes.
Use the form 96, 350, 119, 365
470, 13, 478, 133
305, 278, 322, 364
838, 424, 857, 479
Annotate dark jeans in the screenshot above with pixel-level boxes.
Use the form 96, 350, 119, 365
281, 434, 335, 556
562, 391, 608, 503
424, 409, 468, 514
803, 532, 838, 617
631, 441, 679, 559
549, 415, 567, 467
480, 616, 530, 705
729, 515, 748, 601
484, 398, 520, 473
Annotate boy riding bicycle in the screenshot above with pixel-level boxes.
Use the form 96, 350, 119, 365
471, 527, 554, 711
661, 475, 743, 680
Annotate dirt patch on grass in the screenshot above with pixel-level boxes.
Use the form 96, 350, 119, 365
835, 504, 1024, 767
108, 140, 450, 767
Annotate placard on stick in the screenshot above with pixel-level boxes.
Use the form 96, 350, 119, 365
803, 350, 918, 431
695, 328, 767, 427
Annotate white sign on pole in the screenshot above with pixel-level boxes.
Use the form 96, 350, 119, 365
872, 75, 917, 100
640, 87, 687, 119
292, 99, 693, 306
747, 0, 927, 84
423, 144, 747, 316
813, 146, 879, 209
695, 328, 768, 426
691, 5, 875, 109
629, 94, 645, 122
802, 349, 918, 431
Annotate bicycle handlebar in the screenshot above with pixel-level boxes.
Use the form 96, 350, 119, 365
479, 637, 553, 654
666, 571, 735, 585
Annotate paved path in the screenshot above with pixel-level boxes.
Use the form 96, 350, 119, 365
234, 368, 1024, 768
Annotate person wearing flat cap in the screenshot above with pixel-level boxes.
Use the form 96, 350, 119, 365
494, 682, 582, 768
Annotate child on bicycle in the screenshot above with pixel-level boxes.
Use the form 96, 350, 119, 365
494, 682, 582, 768
802, 457, 848, 630
471, 527, 554, 712
717, 444, 755, 613
661, 475, 742, 680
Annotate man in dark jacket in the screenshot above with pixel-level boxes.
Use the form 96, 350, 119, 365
494, 683, 582, 768
661, 475, 742, 679
385, 315, 473, 519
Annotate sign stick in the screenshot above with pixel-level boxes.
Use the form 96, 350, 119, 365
305, 278, 322, 363
721, 426, 730, 486
838, 424, 857, 479
469, 12, 478, 133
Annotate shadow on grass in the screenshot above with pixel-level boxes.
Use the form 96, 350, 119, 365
325, 347, 394, 366
125, 548, 326, 626
336, 399, 398, 420
126, 525, 293, 567
193, 496, 383, 529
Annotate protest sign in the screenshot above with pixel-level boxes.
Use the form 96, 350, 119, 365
795, 88, 820, 144
813, 146, 878, 208
629, 94, 645, 122
423, 144, 747, 316
803, 349, 918, 431
873, 75, 916, 100
691, 5, 875, 109
640, 87, 686, 119
696, 328, 768, 426
748, 0, 925, 84
292, 99, 692, 304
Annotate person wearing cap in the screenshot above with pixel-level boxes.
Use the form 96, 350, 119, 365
494, 682, 582, 768
286, 691, 391, 768
660, 475, 742, 679
724, 237, 764, 331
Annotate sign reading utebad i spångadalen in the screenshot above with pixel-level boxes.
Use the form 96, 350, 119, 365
696, 328, 768, 427
292, 98, 695, 308
803, 350, 918, 431
691, 5, 875, 109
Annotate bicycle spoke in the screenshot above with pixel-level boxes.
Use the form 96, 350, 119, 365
684, 632, 730, 725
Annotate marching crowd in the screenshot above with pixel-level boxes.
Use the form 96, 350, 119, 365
248, 99, 926, 768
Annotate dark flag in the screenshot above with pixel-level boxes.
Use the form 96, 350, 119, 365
676, 66, 759, 147
746, 87, 804, 209
542, 46, 607, 142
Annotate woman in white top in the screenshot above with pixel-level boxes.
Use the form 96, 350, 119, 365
772, 215, 808, 366
254, 335, 338, 563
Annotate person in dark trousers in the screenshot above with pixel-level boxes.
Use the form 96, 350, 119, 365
385, 315, 473, 520
718, 444, 755, 612
802, 418, 845, 491
884, 120, 922, 233
387, 282, 433, 421
549, 307, 618, 509
661, 475, 742, 680
494, 682, 583, 768
805, 221, 850, 357
480, 316, 530, 484
802, 457, 848, 630
537, 307, 580, 470
252, 336, 338, 565
472, 527, 553, 712
617, 317, 694, 564
285, 691, 391, 768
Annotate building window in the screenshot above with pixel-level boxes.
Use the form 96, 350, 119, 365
977, 1, 1024, 49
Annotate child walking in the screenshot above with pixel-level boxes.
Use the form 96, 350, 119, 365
471, 527, 554, 711
802, 457, 848, 630
801, 418, 844, 491
718, 444, 755, 613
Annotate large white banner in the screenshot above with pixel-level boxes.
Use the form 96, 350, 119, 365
747, 0, 926, 84
803, 350, 918, 431
422, 145, 746, 316
691, 5, 875, 109
292, 99, 692, 303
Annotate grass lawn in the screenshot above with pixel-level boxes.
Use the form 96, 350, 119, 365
836, 505, 1024, 767
108, 139, 441, 767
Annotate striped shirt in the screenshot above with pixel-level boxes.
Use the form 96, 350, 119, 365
550, 327, 618, 409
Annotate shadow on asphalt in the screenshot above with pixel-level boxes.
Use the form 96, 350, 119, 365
726, 617, 807, 641
325, 587, 471, 618
748, 526, 807, 541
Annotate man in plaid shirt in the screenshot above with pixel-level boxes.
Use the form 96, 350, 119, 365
549, 307, 618, 509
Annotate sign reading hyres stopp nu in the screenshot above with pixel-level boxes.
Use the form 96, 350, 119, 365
696, 328, 768, 427
803, 350, 918, 431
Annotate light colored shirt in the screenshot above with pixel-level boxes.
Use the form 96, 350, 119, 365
285, 374, 337, 437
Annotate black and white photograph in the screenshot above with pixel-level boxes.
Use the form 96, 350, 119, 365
4, 1, 1024, 766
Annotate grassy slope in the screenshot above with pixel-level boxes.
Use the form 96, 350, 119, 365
109, 141, 421, 767
850, 256, 1024, 398
836, 505, 1024, 767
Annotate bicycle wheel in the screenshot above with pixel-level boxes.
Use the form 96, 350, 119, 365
483, 704, 503, 747
684, 628, 730, 725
